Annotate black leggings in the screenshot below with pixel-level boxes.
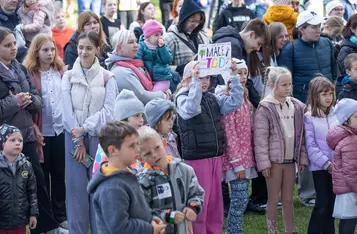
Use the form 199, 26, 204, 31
339, 218, 357, 234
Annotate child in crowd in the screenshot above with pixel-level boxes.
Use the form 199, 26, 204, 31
137, 20, 173, 92
254, 66, 308, 234
327, 98, 357, 234
17, 0, 54, 45
337, 53, 357, 100
52, 8, 75, 60
215, 59, 257, 234
137, 126, 204, 234
87, 121, 167, 234
175, 60, 244, 233
92, 89, 145, 176
144, 98, 180, 159
304, 77, 338, 234
100, 0, 123, 47
0, 124, 38, 233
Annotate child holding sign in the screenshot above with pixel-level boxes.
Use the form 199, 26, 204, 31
175, 59, 244, 233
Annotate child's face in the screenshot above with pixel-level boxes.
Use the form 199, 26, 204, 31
103, 0, 117, 17
139, 135, 168, 168
141, 3, 155, 20
127, 113, 144, 130
148, 32, 163, 46
347, 61, 357, 81
156, 111, 175, 135
25, 0, 36, 7
77, 37, 99, 67
318, 89, 334, 111
348, 111, 357, 129
237, 68, 248, 85
3, 132, 23, 157
114, 134, 140, 167
273, 74, 292, 99
38, 40, 55, 66
199, 76, 210, 92
0, 33, 17, 63
54, 11, 66, 28
247, 33, 264, 53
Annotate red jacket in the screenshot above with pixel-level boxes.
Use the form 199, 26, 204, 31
327, 125, 357, 195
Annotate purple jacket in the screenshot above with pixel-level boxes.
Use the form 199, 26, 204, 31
304, 108, 339, 171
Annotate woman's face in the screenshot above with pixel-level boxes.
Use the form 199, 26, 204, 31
276, 28, 289, 50
0, 34, 17, 65
103, 0, 117, 17
83, 16, 100, 34
118, 35, 139, 59
77, 37, 99, 68
301, 24, 321, 41
329, 6, 344, 18
184, 13, 202, 33
38, 40, 55, 67
175, 0, 183, 17
0, 0, 18, 12
141, 3, 155, 21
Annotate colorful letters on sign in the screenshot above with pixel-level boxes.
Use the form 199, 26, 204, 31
198, 42, 232, 76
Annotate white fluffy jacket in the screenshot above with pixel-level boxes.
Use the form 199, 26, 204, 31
62, 57, 117, 138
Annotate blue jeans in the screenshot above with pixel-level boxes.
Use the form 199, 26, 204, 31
65, 132, 98, 234
77, 0, 101, 15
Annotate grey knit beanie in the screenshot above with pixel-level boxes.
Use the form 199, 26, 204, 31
114, 89, 144, 121
144, 98, 175, 127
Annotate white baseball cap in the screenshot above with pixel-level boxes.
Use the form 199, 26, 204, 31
296, 11, 323, 28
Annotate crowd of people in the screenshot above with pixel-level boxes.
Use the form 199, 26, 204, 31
1, 0, 357, 234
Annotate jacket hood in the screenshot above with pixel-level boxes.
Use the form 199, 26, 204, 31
105, 53, 132, 69
214, 84, 226, 96
336, 75, 347, 85
343, 76, 357, 87
87, 162, 137, 194
327, 125, 357, 150
264, 5, 296, 22
341, 38, 357, 50
226, 3, 248, 11
212, 26, 241, 43
262, 93, 293, 106
0, 152, 26, 168
0, 60, 23, 83
177, 0, 205, 34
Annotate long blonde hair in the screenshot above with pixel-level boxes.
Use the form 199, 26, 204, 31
23, 33, 64, 73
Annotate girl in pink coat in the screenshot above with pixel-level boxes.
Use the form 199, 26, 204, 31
215, 59, 257, 234
327, 98, 357, 234
254, 66, 308, 234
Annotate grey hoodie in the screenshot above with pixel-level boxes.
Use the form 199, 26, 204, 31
87, 165, 154, 234
105, 53, 165, 104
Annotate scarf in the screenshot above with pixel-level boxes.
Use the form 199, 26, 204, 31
115, 59, 153, 91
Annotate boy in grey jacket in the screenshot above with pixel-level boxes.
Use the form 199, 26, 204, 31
137, 126, 204, 234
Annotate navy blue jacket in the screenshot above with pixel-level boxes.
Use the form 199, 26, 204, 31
337, 39, 357, 75
278, 37, 336, 103
338, 76, 357, 101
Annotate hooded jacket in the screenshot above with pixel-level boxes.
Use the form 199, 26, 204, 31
263, 5, 298, 41
0, 153, 38, 229
213, 4, 254, 34
327, 125, 357, 195
87, 164, 154, 234
105, 53, 165, 104
337, 76, 357, 101
254, 96, 308, 171
137, 158, 204, 234
337, 39, 357, 75
0, 60, 42, 143
304, 108, 339, 171
165, 0, 210, 76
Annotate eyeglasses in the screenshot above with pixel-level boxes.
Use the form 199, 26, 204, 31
277, 34, 290, 40
188, 18, 203, 25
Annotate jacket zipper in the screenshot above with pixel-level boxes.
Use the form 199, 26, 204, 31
11, 168, 17, 228
167, 165, 177, 234
203, 95, 219, 157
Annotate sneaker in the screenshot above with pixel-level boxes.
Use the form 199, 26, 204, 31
59, 221, 68, 230
57, 227, 68, 234
277, 201, 282, 209
301, 198, 315, 207
245, 199, 265, 215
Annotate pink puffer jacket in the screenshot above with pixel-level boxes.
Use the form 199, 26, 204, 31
327, 125, 357, 195
254, 97, 308, 171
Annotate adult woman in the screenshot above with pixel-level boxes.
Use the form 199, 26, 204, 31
337, 14, 357, 75
278, 11, 336, 104
165, 0, 183, 30
23, 33, 68, 231
64, 11, 110, 69
0, 27, 60, 234
62, 31, 117, 234
165, 0, 210, 76
129, 2, 155, 32
106, 30, 167, 104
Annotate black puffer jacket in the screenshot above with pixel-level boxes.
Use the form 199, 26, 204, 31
0, 60, 42, 143
0, 153, 38, 229
337, 39, 357, 75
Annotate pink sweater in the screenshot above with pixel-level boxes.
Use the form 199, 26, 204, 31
221, 101, 255, 172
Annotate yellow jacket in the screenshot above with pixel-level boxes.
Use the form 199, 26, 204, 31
263, 5, 298, 41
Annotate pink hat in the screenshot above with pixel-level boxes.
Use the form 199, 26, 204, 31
142, 20, 163, 39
